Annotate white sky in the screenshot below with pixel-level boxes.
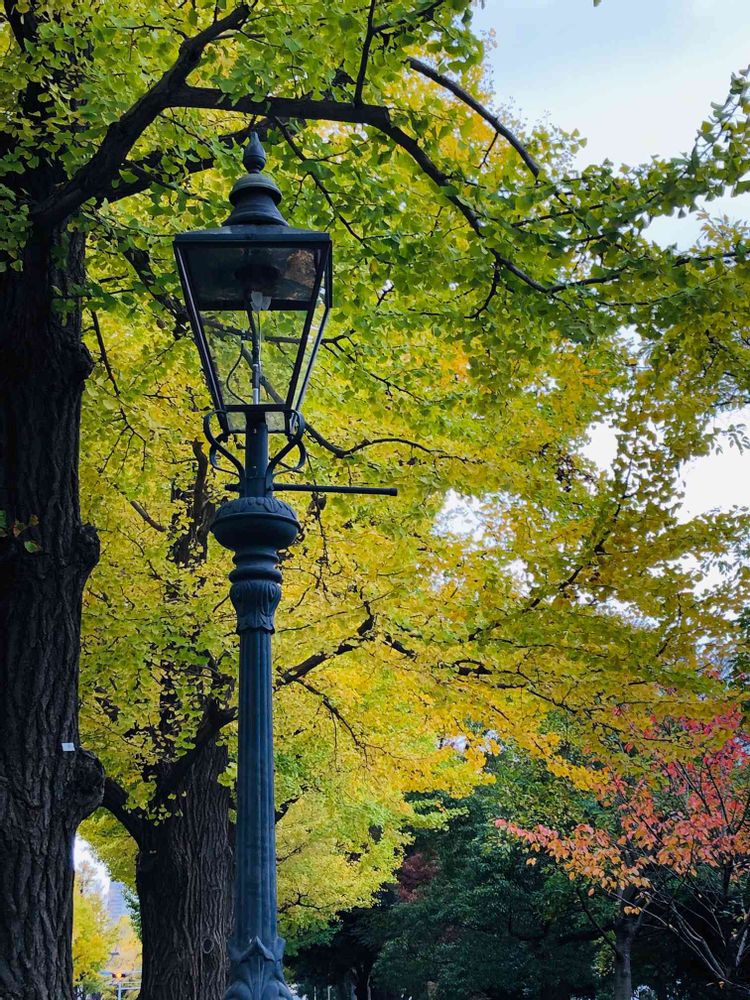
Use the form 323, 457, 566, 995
475, 0, 750, 246
74, 837, 110, 896
474, 0, 750, 519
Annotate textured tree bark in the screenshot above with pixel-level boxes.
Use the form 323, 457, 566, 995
612, 920, 635, 1000
0, 227, 103, 999
136, 735, 233, 1000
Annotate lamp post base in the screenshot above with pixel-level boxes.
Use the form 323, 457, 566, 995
225, 936, 294, 1000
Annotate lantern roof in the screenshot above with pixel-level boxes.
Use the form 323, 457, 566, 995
225, 131, 288, 227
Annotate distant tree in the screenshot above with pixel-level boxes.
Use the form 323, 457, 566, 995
290, 905, 396, 1000
498, 718, 750, 997
72, 884, 116, 999
372, 780, 609, 1000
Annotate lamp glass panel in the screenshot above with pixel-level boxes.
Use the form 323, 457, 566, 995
181, 242, 323, 311
252, 305, 307, 408
197, 306, 305, 418
176, 233, 330, 435
293, 263, 330, 411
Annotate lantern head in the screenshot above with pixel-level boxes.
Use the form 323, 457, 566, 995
174, 133, 332, 436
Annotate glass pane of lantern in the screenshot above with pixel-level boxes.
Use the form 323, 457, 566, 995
195, 308, 256, 434
292, 264, 330, 411
180, 240, 323, 312
175, 230, 331, 435
253, 307, 307, 409
199, 309, 255, 407
196, 306, 308, 429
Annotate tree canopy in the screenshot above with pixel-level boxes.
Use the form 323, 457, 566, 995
2, 1, 750, 997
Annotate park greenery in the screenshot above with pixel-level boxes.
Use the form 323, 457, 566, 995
1, 0, 750, 998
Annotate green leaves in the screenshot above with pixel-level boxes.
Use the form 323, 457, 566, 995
0, 512, 41, 552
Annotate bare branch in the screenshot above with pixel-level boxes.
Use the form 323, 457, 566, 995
408, 56, 541, 179
277, 612, 376, 687
354, 0, 378, 105
129, 500, 167, 533
294, 677, 366, 752
90, 309, 120, 397
120, 243, 190, 334
307, 432, 471, 462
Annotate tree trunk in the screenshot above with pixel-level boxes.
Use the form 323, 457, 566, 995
136, 735, 233, 1000
0, 228, 103, 999
612, 920, 635, 1000
352, 961, 373, 1000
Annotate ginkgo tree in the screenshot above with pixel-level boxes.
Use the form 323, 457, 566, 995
80, 132, 750, 1000
2, 1, 750, 997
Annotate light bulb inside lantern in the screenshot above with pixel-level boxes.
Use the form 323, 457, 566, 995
251, 291, 272, 311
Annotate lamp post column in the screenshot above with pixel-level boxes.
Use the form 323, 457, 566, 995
211, 415, 299, 1000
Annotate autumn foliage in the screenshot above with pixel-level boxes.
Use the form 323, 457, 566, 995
498, 712, 750, 991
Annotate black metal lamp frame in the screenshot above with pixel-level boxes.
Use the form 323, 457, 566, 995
176, 134, 395, 1000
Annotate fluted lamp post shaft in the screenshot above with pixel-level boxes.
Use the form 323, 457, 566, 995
211, 416, 298, 1000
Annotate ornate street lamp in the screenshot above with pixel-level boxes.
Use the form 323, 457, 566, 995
174, 134, 393, 1000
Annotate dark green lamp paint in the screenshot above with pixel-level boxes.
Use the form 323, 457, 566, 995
175, 134, 394, 1000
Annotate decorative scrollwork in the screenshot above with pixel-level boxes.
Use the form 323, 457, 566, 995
203, 408, 309, 494
203, 411, 245, 485
265, 411, 306, 491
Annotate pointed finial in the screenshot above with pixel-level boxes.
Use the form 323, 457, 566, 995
225, 132, 288, 227
243, 132, 266, 174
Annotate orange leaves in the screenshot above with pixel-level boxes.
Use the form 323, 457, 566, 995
497, 718, 750, 901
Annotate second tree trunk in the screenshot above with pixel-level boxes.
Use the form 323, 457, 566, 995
136, 736, 233, 1000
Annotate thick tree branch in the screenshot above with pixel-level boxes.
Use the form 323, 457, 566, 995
102, 775, 146, 846
408, 56, 541, 179
106, 119, 266, 203
154, 698, 237, 805
39, 59, 555, 295
32, 5, 251, 227
171, 86, 393, 128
